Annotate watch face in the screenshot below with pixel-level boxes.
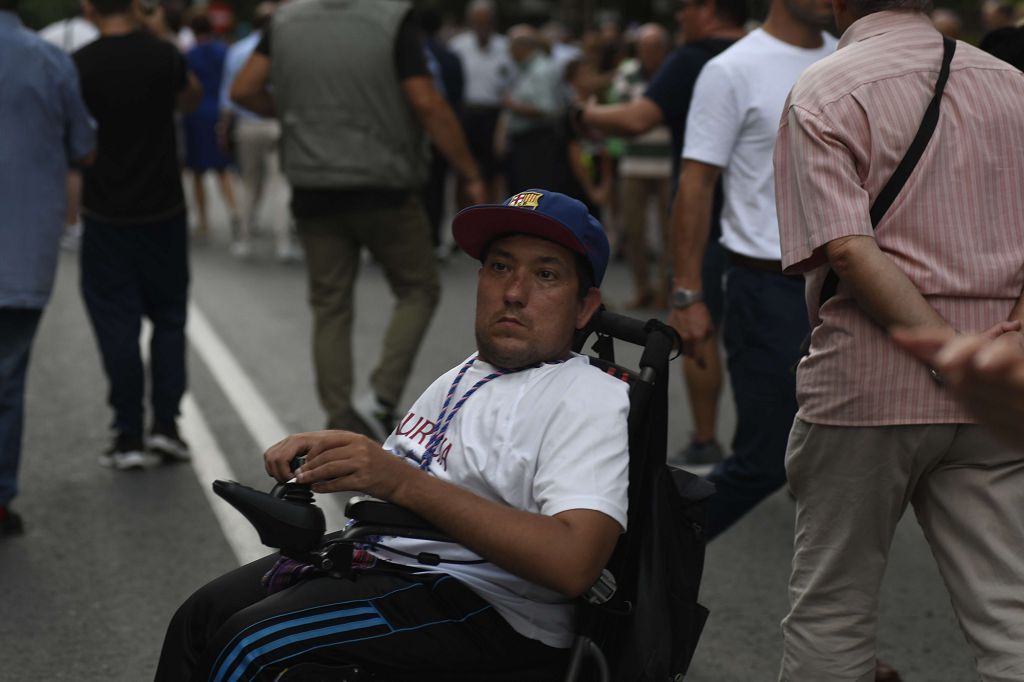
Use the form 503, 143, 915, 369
672, 289, 702, 308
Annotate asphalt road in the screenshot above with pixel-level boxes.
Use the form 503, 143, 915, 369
0, 183, 976, 681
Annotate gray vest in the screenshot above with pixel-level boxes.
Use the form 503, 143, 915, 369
270, 0, 429, 189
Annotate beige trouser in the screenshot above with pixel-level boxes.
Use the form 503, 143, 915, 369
620, 175, 670, 298
233, 118, 291, 252
297, 195, 440, 430
780, 418, 1024, 682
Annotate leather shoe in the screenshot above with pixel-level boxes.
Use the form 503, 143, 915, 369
0, 507, 24, 538
875, 659, 902, 681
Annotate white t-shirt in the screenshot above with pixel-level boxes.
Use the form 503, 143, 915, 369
38, 17, 98, 53
448, 31, 515, 107
683, 29, 837, 260
372, 353, 630, 648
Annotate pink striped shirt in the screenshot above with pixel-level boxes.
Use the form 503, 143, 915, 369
775, 11, 1024, 426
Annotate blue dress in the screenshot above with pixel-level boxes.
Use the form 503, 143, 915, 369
184, 40, 230, 172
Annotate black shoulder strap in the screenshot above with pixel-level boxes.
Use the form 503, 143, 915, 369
817, 36, 956, 309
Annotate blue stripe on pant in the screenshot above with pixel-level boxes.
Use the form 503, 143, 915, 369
156, 555, 567, 681
704, 264, 807, 540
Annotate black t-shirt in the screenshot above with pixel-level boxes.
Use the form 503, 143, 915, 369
256, 12, 429, 218
644, 38, 736, 183
74, 31, 188, 223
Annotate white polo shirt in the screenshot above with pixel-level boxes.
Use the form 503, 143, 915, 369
683, 28, 836, 260
448, 31, 515, 107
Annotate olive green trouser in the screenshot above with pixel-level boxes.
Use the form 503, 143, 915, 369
296, 195, 440, 431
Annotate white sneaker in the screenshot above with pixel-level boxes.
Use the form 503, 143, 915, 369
351, 392, 396, 443
275, 243, 302, 263
99, 434, 157, 470
230, 240, 251, 259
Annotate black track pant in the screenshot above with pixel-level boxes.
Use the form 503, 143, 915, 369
156, 555, 567, 682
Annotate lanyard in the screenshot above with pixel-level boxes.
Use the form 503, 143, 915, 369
418, 354, 566, 470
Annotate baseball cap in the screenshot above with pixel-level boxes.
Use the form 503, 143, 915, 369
452, 189, 610, 286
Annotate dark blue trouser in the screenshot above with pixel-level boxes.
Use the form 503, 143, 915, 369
704, 264, 807, 540
80, 214, 189, 437
0, 308, 42, 507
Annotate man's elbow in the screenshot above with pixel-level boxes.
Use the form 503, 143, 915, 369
178, 84, 202, 114
825, 235, 874, 279
76, 149, 97, 167
557, 568, 604, 599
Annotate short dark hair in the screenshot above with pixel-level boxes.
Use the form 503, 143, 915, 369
480, 236, 594, 300
190, 11, 213, 36
848, 0, 932, 16
0, 0, 19, 13
90, 0, 134, 16
714, 0, 749, 27
417, 8, 443, 36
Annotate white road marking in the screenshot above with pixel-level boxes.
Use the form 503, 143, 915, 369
180, 393, 267, 564
182, 304, 349, 545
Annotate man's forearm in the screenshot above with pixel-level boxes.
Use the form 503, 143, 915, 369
671, 168, 715, 290
417, 101, 480, 181
582, 98, 662, 137
389, 468, 617, 598
230, 54, 275, 117
827, 235, 953, 337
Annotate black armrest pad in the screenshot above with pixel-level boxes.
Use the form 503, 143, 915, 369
345, 496, 435, 530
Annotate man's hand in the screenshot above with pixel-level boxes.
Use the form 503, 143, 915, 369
893, 323, 1024, 447
263, 430, 415, 500
670, 302, 713, 367
462, 177, 487, 206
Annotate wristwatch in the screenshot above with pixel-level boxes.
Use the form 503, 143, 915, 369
671, 288, 704, 309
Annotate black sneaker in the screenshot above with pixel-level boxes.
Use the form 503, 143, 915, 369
0, 506, 24, 538
671, 438, 726, 467
147, 420, 191, 463
99, 433, 155, 470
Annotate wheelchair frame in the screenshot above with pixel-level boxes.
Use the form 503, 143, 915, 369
214, 309, 702, 682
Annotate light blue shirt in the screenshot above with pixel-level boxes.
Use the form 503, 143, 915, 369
0, 11, 96, 309
219, 31, 262, 120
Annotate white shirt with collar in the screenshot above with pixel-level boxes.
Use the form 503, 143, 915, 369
449, 31, 515, 107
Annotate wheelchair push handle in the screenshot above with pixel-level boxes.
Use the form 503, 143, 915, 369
589, 309, 650, 346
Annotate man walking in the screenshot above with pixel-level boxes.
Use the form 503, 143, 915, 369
74, 0, 201, 469
449, 0, 513, 203
580, 0, 747, 466
231, 0, 484, 440
775, 0, 1024, 678
1, 0, 95, 534
669, 0, 835, 539
217, 1, 294, 261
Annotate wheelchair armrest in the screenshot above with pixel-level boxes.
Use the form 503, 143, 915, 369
345, 495, 432, 527
340, 496, 456, 544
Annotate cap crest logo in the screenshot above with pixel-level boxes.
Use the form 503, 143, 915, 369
506, 191, 543, 209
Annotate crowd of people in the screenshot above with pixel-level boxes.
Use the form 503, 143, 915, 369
2, 0, 1024, 679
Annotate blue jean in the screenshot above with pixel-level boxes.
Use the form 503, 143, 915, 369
80, 214, 189, 436
704, 265, 808, 540
0, 308, 43, 506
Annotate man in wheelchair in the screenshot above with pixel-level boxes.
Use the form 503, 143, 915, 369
156, 190, 630, 681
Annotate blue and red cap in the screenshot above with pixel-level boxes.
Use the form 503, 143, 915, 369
452, 189, 610, 287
